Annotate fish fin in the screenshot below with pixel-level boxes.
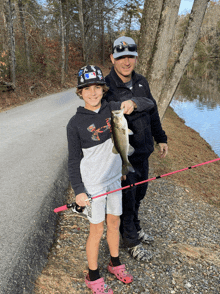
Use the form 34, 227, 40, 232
112, 145, 118, 154
128, 129, 133, 135
128, 144, 135, 156
128, 162, 135, 173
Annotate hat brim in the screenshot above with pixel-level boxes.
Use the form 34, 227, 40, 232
77, 80, 106, 89
113, 51, 138, 59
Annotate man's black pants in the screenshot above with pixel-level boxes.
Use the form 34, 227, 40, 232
120, 158, 149, 248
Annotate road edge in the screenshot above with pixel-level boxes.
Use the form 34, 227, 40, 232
0, 158, 69, 294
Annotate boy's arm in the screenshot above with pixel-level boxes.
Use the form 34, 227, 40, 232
67, 123, 86, 196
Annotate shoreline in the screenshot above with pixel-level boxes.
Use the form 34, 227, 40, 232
150, 106, 220, 207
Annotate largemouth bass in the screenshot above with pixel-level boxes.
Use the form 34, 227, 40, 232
111, 109, 135, 175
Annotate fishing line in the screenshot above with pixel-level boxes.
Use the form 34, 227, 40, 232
54, 157, 220, 213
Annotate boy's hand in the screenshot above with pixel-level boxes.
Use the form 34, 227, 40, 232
121, 100, 136, 114
76, 192, 90, 207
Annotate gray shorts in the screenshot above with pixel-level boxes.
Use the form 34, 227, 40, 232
84, 179, 122, 224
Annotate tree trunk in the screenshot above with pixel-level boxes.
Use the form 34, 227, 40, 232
78, 0, 86, 62
158, 0, 210, 119
0, 1, 6, 51
143, 0, 181, 103
18, 0, 31, 73
59, 0, 65, 85
100, 0, 105, 65
4, 0, 16, 87
137, 0, 164, 78
65, 0, 70, 74
138, 0, 210, 120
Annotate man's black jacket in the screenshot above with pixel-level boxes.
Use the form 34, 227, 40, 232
104, 67, 167, 164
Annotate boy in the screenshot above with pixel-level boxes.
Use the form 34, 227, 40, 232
67, 65, 135, 293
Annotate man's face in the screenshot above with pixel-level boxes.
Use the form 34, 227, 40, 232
110, 54, 137, 83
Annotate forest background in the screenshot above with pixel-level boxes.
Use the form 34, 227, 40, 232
1, 0, 220, 117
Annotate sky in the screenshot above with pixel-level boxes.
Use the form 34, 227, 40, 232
179, 0, 194, 15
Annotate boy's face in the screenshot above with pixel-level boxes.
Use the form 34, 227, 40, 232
81, 84, 103, 111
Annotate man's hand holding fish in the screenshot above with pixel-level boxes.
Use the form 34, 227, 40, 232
120, 100, 137, 114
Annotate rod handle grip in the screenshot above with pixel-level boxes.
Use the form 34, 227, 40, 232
54, 205, 68, 213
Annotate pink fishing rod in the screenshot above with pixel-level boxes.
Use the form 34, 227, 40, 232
54, 157, 220, 213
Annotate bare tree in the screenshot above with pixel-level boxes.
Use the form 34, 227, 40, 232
4, 0, 16, 87
59, 0, 65, 85
138, 0, 210, 119
0, 0, 6, 52
99, 0, 105, 65
64, 0, 70, 73
78, 0, 86, 61
18, 0, 31, 73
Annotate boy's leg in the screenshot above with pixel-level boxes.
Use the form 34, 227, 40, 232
106, 214, 134, 284
106, 214, 120, 257
86, 221, 104, 270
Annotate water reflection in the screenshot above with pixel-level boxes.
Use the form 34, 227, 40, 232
171, 80, 220, 157
177, 77, 220, 108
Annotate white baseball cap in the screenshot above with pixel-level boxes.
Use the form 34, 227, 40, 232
112, 36, 138, 59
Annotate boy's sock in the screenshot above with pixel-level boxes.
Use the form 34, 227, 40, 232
110, 255, 121, 267
88, 268, 100, 281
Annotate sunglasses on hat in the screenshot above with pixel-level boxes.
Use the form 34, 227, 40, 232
112, 44, 137, 54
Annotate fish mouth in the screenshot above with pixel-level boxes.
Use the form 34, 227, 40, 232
112, 109, 123, 116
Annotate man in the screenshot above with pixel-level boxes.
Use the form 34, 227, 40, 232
104, 36, 168, 262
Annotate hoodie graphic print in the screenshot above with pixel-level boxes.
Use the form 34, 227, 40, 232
67, 100, 122, 196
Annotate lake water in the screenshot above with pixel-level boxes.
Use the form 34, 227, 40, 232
171, 97, 220, 157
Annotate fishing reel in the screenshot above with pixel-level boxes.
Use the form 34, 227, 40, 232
66, 202, 85, 213
70, 193, 92, 217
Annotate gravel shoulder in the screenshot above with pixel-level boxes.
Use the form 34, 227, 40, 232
34, 107, 220, 294
34, 177, 220, 294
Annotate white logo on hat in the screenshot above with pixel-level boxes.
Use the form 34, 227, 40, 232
85, 72, 96, 80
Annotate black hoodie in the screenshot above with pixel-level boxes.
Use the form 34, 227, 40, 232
104, 67, 167, 163
67, 100, 122, 196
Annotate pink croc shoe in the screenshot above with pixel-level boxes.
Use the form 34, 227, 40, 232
85, 274, 113, 294
107, 264, 133, 284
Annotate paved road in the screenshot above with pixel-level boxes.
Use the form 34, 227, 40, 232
0, 89, 83, 293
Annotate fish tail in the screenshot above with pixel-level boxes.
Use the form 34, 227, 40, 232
122, 163, 135, 175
